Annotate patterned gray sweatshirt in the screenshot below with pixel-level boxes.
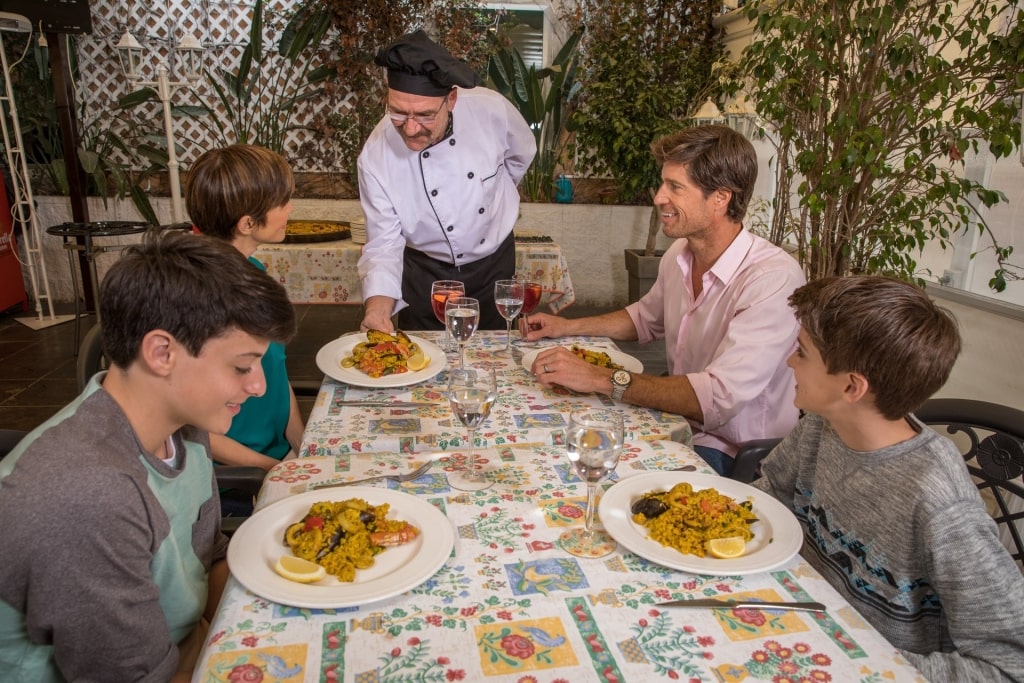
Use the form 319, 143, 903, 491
753, 412, 1024, 683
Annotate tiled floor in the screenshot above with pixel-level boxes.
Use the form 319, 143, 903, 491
0, 303, 667, 433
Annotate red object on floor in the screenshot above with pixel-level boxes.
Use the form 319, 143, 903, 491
0, 182, 29, 312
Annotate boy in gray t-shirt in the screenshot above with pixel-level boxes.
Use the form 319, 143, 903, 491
754, 275, 1024, 682
0, 230, 296, 682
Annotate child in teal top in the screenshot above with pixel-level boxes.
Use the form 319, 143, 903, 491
185, 144, 303, 469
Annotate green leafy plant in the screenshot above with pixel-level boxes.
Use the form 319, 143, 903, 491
487, 27, 583, 202
738, 0, 1024, 289
562, 1, 723, 207
200, 0, 334, 151
6, 33, 161, 224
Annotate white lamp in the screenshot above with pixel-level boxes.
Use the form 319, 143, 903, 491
116, 31, 144, 80
690, 98, 724, 126
114, 29, 205, 224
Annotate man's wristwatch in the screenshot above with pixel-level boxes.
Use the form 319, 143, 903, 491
610, 369, 632, 401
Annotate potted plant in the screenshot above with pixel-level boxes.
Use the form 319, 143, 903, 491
737, 0, 1024, 289
560, 0, 724, 301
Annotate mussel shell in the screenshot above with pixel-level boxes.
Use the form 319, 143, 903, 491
630, 494, 669, 519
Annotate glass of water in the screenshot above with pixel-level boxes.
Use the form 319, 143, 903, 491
446, 366, 497, 491
494, 279, 524, 353
445, 296, 479, 368
559, 409, 625, 558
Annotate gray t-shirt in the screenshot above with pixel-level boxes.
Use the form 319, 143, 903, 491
754, 412, 1024, 682
0, 376, 227, 681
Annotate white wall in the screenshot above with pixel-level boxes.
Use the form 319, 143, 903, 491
23, 195, 657, 309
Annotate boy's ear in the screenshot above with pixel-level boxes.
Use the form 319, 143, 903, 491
235, 215, 256, 236
843, 371, 871, 404
139, 330, 176, 377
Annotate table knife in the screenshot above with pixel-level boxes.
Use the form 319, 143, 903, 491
655, 599, 826, 613
333, 401, 440, 407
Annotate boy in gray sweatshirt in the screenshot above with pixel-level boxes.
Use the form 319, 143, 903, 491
754, 275, 1024, 682
0, 230, 296, 682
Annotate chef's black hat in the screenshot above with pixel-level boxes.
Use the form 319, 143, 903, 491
375, 29, 479, 97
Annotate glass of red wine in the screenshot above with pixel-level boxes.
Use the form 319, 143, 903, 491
516, 279, 543, 341
431, 280, 465, 353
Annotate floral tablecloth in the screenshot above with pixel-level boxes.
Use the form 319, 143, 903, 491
194, 331, 924, 683
253, 240, 576, 312
195, 438, 923, 683
300, 332, 692, 462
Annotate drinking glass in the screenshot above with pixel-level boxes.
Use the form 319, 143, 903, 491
516, 279, 543, 340
446, 366, 497, 491
494, 279, 524, 353
559, 409, 625, 558
431, 280, 465, 353
444, 296, 479, 368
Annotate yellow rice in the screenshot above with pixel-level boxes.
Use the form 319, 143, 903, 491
632, 482, 757, 557
284, 498, 411, 582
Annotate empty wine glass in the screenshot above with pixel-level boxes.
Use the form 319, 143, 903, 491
445, 296, 479, 368
431, 280, 465, 353
446, 366, 497, 491
559, 409, 625, 558
494, 279, 524, 353
516, 279, 543, 340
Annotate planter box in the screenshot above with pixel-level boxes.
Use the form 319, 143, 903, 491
624, 248, 664, 303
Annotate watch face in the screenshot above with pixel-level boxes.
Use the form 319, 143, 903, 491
613, 370, 631, 386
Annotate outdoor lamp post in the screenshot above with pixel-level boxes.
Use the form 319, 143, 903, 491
116, 30, 203, 224
690, 98, 724, 126
724, 90, 760, 140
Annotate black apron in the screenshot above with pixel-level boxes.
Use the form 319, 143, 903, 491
398, 232, 515, 330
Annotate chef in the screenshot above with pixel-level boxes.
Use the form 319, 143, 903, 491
356, 29, 536, 332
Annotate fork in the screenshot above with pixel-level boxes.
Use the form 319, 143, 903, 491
309, 460, 434, 490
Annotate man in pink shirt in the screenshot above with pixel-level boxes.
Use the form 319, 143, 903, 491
525, 125, 805, 476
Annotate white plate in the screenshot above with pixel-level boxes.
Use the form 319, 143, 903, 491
316, 333, 446, 388
520, 345, 644, 374
599, 471, 802, 576
227, 487, 454, 608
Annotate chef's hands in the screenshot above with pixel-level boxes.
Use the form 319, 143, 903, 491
360, 296, 396, 333
530, 346, 613, 395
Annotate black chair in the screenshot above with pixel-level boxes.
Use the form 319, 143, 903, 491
74, 323, 266, 536
731, 438, 782, 483
916, 398, 1024, 570
0, 429, 28, 460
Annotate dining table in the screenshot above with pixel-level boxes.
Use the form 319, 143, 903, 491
253, 237, 576, 313
193, 332, 925, 683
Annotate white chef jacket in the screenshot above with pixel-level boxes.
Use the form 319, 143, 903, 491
357, 86, 536, 313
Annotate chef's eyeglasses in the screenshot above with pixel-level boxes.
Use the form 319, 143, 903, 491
387, 95, 449, 127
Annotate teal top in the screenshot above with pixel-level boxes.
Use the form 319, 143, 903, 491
224, 256, 293, 460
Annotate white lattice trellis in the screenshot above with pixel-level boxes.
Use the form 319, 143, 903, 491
74, 0, 354, 173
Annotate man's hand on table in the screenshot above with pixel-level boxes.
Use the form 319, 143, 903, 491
519, 312, 567, 341
531, 346, 614, 395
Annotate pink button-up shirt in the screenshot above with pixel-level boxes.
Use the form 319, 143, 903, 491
625, 230, 805, 455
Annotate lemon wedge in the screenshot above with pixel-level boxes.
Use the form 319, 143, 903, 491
707, 536, 746, 559
407, 350, 429, 371
273, 555, 327, 583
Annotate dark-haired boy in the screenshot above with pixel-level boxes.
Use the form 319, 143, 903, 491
0, 229, 296, 681
754, 275, 1024, 682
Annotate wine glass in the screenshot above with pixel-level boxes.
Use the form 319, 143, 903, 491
431, 280, 465, 353
446, 366, 497, 491
494, 279, 524, 353
516, 279, 543, 341
444, 296, 479, 368
559, 409, 625, 558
